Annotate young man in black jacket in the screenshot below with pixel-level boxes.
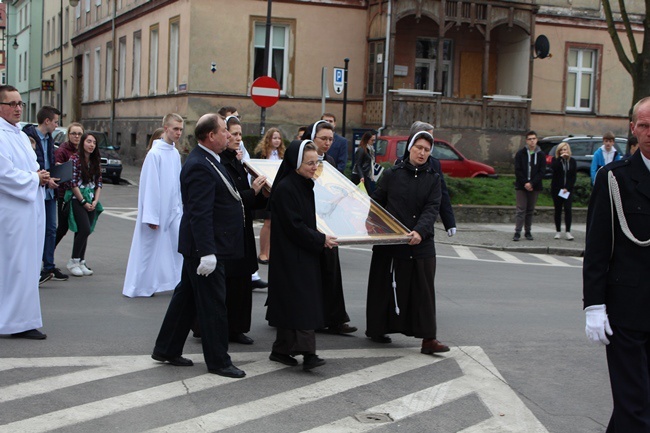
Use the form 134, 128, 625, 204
513, 131, 546, 241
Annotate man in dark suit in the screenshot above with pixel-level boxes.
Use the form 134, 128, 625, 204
152, 113, 246, 379
321, 113, 348, 173
584, 96, 650, 431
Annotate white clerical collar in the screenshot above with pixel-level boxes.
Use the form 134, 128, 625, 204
198, 143, 220, 162
641, 151, 650, 173
317, 153, 325, 161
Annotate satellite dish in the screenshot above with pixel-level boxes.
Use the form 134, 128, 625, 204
534, 35, 551, 59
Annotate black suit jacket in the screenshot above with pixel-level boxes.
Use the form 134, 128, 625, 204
583, 151, 650, 331
178, 146, 245, 260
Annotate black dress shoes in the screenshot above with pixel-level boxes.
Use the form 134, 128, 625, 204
11, 329, 47, 340
303, 354, 326, 371
229, 333, 254, 345
257, 255, 269, 265
269, 352, 298, 366
210, 364, 246, 378
369, 334, 392, 344
151, 353, 194, 366
251, 279, 268, 289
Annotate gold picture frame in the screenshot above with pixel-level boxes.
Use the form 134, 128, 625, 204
244, 159, 411, 245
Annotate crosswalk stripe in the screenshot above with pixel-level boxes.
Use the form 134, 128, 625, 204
529, 253, 571, 267
489, 250, 524, 264
452, 245, 478, 260
0, 358, 158, 403
0, 360, 286, 433
144, 352, 442, 433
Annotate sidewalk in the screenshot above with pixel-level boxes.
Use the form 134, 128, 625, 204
121, 163, 585, 257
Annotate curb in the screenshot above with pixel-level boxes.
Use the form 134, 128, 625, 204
436, 240, 584, 257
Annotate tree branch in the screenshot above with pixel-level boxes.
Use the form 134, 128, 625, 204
602, 0, 634, 75
617, 0, 638, 58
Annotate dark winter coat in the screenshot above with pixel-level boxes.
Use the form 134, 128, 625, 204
550, 156, 577, 194
219, 148, 266, 277
371, 158, 442, 259
514, 147, 546, 191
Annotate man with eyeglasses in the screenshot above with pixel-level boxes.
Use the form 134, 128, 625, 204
23, 106, 66, 284
0, 85, 51, 340
513, 130, 546, 241
321, 113, 348, 173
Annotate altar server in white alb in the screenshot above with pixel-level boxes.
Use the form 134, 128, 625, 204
0, 85, 51, 340
122, 113, 184, 298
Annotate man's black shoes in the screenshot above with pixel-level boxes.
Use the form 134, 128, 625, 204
11, 329, 47, 340
151, 353, 194, 366
229, 333, 254, 345
525, 232, 534, 241
303, 354, 326, 371
209, 365, 246, 378
269, 352, 298, 366
251, 279, 268, 289
51, 268, 69, 281
512, 232, 521, 242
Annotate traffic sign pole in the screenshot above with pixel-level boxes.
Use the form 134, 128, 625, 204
260, 0, 273, 136
342, 58, 349, 138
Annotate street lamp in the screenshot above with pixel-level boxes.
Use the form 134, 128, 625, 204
12, 38, 18, 50
59, 0, 79, 125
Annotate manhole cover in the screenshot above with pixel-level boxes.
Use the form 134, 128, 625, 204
354, 412, 394, 424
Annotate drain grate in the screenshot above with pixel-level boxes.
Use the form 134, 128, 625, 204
354, 412, 394, 424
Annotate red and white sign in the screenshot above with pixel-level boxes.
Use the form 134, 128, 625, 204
250, 76, 281, 108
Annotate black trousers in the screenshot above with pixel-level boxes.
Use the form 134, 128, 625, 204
225, 275, 253, 335
71, 199, 95, 260
272, 328, 316, 356
605, 324, 650, 432
55, 197, 69, 246
154, 258, 232, 371
552, 193, 572, 232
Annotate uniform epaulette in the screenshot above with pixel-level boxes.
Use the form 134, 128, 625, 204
608, 158, 630, 171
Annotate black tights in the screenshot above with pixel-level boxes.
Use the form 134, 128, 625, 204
552, 194, 572, 232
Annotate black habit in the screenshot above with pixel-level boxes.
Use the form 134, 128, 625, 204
366, 158, 442, 339
220, 148, 266, 335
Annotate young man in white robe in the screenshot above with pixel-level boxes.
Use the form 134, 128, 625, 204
122, 113, 184, 297
0, 85, 51, 340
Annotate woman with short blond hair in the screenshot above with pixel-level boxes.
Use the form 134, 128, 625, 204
551, 142, 577, 240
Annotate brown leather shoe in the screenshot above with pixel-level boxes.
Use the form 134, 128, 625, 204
420, 338, 450, 354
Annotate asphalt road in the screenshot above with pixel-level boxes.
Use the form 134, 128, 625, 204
0, 180, 611, 433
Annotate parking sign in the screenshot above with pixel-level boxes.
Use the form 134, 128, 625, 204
333, 67, 344, 95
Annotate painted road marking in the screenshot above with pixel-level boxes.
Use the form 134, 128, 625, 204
1, 348, 546, 433
452, 245, 478, 260
488, 250, 524, 264
529, 253, 572, 267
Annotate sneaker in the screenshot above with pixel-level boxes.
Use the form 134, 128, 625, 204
51, 267, 69, 281
66, 259, 84, 277
39, 270, 53, 285
554, 232, 561, 239
525, 232, 534, 241
565, 232, 574, 241
512, 232, 521, 241
79, 260, 93, 276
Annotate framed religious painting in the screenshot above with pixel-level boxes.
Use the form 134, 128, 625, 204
244, 159, 411, 245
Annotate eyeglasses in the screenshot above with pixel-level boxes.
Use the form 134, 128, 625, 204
0, 101, 26, 109
301, 161, 320, 167
412, 144, 431, 154
69, 132, 83, 136
315, 136, 333, 143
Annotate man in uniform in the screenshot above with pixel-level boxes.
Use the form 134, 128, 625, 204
584, 96, 650, 431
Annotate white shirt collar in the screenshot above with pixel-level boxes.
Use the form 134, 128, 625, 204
198, 143, 220, 162
641, 152, 650, 173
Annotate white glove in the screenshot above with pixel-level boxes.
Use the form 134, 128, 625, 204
197, 254, 217, 277
585, 304, 613, 345
447, 227, 456, 237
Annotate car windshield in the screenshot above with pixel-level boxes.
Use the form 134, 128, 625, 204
93, 133, 114, 150
375, 139, 388, 156
432, 142, 460, 161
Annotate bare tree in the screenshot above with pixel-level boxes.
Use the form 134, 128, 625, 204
602, 0, 650, 114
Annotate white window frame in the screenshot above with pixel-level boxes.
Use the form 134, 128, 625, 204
93, 47, 101, 100
149, 25, 159, 95
105, 42, 113, 99
132, 31, 141, 96
253, 22, 289, 94
118, 37, 126, 98
168, 18, 180, 93
83, 52, 90, 102
566, 48, 597, 113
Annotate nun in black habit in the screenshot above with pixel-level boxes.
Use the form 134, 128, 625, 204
220, 115, 268, 345
301, 121, 357, 335
365, 131, 450, 354
266, 140, 338, 370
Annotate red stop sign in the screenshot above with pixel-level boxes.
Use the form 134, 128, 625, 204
250, 76, 281, 108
